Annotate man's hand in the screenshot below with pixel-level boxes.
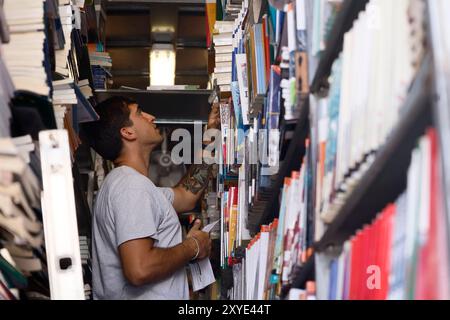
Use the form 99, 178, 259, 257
207, 103, 220, 130
186, 219, 212, 260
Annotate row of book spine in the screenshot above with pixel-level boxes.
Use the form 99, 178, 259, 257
219, 0, 448, 301
218, 0, 327, 300
320, 128, 450, 300
312, 0, 426, 235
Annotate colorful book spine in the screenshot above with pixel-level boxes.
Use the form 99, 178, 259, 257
320, 128, 450, 300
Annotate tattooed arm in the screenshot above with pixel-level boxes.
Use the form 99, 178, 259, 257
172, 163, 213, 214
171, 104, 220, 214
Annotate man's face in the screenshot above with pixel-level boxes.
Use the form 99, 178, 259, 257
128, 103, 163, 146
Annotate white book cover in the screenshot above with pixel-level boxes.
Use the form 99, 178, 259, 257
235, 53, 249, 125
214, 66, 232, 74
215, 45, 233, 54
215, 61, 232, 69
257, 230, 269, 300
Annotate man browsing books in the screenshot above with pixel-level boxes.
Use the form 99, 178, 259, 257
82, 96, 220, 299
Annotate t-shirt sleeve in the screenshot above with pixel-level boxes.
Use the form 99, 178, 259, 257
112, 187, 162, 247
158, 187, 174, 204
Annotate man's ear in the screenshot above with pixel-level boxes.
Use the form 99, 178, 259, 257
120, 126, 136, 141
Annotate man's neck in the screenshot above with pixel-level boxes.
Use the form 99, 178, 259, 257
115, 147, 153, 177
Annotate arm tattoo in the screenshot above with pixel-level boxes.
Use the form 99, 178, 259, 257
181, 163, 213, 194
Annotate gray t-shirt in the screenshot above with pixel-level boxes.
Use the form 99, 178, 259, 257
92, 166, 189, 300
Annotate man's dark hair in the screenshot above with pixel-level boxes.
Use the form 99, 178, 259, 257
81, 96, 137, 161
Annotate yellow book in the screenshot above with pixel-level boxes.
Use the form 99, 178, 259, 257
206, 0, 216, 47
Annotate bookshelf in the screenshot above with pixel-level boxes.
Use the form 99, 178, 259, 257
314, 53, 433, 252
309, 0, 369, 94
245, 0, 367, 295
282, 56, 433, 298
299, 0, 443, 300
427, 0, 450, 247
212, 0, 450, 301
95, 89, 213, 124
280, 1, 437, 297
0, 0, 111, 300
255, 98, 310, 230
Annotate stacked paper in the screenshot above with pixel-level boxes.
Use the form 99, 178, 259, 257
2, 0, 50, 96
212, 21, 234, 93
89, 51, 112, 90
55, 4, 74, 76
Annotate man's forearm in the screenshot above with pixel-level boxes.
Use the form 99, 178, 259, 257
124, 238, 197, 286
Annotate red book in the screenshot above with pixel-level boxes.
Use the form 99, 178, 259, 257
366, 221, 376, 300
350, 231, 362, 300
348, 236, 356, 300
416, 128, 449, 299
262, 15, 271, 88
377, 207, 386, 300
381, 204, 395, 300
364, 222, 371, 300
359, 230, 366, 301
372, 215, 382, 300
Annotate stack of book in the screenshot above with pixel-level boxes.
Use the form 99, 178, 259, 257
51, 77, 97, 154
213, 20, 234, 92
77, 79, 93, 99
88, 50, 112, 90
52, 78, 77, 130
225, 0, 243, 19
0, 136, 46, 300
2, 0, 50, 96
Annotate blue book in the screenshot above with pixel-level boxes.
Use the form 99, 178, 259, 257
329, 259, 338, 300
267, 66, 281, 131
231, 81, 244, 165
72, 83, 99, 123
232, 39, 238, 82
325, 57, 342, 174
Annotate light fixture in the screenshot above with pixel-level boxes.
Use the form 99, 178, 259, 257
150, 44, 176, 87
